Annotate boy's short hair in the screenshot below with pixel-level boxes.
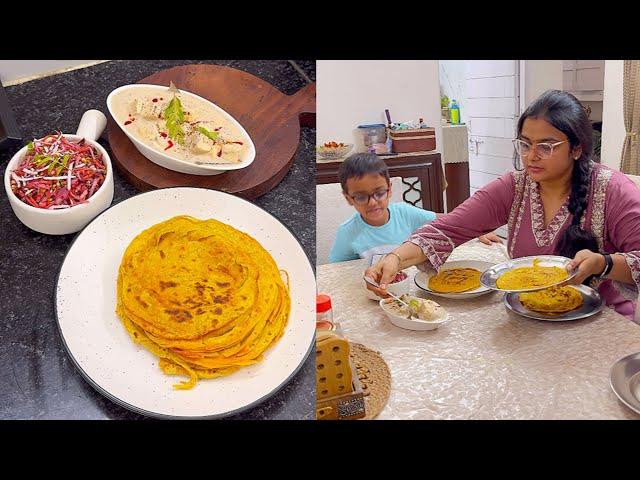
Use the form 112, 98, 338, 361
337, 153, 390, 192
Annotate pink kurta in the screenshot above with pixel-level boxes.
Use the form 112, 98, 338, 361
408, 162, 640, 322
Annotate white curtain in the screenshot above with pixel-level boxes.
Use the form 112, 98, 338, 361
620, 60, 640, 174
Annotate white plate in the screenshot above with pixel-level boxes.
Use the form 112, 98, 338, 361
480, 255, 577, 293
107, 84, 256, 176
379, 296, 449, 331
414, 260, 495, 299
55, 187, 315, 418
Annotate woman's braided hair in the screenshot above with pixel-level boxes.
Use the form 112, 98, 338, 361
514, 90, 598, 258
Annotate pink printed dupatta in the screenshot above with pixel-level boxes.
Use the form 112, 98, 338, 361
407, 162, 640, 322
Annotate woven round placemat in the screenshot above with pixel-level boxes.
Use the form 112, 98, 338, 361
349, 343, 391, 420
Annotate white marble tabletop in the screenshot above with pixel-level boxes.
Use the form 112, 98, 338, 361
317, 240, 640, 419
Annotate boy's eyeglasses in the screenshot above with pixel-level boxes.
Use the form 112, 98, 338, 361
512, 139, 567, 160
348, 189, 390, 205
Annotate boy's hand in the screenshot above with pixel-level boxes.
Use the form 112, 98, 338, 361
478, 232, 503, 245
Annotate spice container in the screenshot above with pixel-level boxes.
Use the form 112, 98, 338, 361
317, 293, 340, 331
317, 293, 334, 325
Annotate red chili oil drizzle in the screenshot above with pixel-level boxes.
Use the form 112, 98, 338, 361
152, 98, 158, 103
160, 132, 168, 138
165, 140, 174, 151
124, 119, 135, 126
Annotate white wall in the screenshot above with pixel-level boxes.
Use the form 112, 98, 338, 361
439, 60, 467, 123
0, 61, 105, 85
601, 60, 625, 171
317, 60, 442, 152
520, 60, 563, 110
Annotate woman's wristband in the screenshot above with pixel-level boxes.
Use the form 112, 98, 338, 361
598, 253, 613, 278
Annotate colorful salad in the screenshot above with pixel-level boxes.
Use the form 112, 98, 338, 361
390, 271, 408, 283
9, 133, 107, 210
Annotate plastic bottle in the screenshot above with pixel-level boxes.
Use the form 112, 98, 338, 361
316, 294, 334, 330
450, 99, 461, 125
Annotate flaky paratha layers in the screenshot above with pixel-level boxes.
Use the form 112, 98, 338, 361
116, 215, 290, 390
496, 259, 568, 290
428, 268, 481, 293
519, 285, 583, 313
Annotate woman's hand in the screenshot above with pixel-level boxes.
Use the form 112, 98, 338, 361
478, 232, 503, 245
364, 254, 401, 297
566, 249, 606, 285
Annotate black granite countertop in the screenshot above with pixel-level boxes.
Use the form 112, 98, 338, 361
0, 60, 316, 420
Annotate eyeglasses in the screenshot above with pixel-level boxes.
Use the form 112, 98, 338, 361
348, 189, 390, 205
512, 138, 568, 160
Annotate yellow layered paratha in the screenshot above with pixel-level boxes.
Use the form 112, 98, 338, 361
496, 259, 568, 290
428, 268, 482, 293
519, 285, 583, 313
116, 215, 290, 390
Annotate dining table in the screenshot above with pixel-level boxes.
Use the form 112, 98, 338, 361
317, 239, 640, 419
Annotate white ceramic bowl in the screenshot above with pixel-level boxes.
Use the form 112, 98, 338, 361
106, 84, 256, 176
365, 270, 411, 300
4, 110, 114, 235
379, 296, 449, 331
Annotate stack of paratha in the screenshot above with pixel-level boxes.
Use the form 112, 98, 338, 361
519, 285, 583, 314
116, 215, 290, 390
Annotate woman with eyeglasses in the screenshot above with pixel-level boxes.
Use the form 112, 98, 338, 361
366, 90, 640, 322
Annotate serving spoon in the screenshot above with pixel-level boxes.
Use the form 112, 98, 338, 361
363, 276, 419, 317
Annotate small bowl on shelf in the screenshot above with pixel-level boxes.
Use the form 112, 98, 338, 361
316, 142, 353, 160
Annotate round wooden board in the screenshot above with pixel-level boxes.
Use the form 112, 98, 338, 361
107, 64, 315, 199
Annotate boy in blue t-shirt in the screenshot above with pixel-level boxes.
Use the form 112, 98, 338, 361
328, 153, 499, 263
